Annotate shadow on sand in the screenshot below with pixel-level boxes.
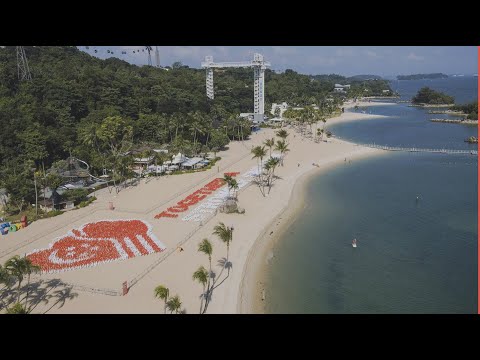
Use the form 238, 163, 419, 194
0, 278, 78, 314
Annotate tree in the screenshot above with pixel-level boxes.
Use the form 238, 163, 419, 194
264, 138, 275, 157
209, 129, 229, 158
96, 116, 133, 191
230, 178, 239, 199
45, 172, 64, 209
274, 106, 281, 118
412, 87, 455, 105
274, 140, 290, 166
198, 239, 213, 277
251, 145, 267, 177
5, 255, 26, 303
192, 266, 208, 314
166, 295, 182, 314
213, 222, 233, 264
1, 163, 35, 213
198, 238, 213, 311
0, 264, 12, 288
264, 157, 280, 193
223, 174, 233, 197
19, 123, 48, 169
276, 129, 289, 140
317, 128, 324, 141
23, 257, 41, 308
6, 302, 28, 314
251, 145, 268, 196
154, 285, 170, 314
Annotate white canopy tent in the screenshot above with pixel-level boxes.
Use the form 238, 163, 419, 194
182, 157, 204, 169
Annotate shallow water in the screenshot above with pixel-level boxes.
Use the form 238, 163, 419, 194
264, 78, 478, 314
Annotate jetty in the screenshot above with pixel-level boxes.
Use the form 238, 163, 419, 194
364, 143, 477, 155
430, 118, 477, 124
427, 110, 466, 116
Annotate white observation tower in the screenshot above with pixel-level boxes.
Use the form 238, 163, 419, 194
201, 53, 271, 122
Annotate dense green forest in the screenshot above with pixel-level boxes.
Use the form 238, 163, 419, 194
0, 46, 391, 214
450, 101, 478, 119
397, 73, 448, 80
411, 87, 455, 104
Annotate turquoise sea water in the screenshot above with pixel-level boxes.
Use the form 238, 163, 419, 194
264, 77, 478, 314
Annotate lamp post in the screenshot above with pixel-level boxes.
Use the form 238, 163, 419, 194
31, 168, 38, 218
229, 225, 234, 243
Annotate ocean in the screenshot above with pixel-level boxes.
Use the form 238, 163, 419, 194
264, 76, 478, 313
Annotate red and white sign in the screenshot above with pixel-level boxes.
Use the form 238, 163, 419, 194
27, 219, 165, 273
155, 173, 239, 219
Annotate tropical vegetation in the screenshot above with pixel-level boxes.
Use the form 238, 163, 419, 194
450, 101, 478, 120
412, 87, 455, 105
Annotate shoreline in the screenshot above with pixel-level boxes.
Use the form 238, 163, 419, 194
237, 144, 385, 314
237, 102, 395, 314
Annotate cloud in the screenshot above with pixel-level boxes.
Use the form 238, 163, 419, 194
305, 55, 337, 67
407, 52, 424, 61
365, 50, 382, 58
271, 46, 298, 56
335, 48, 354, 57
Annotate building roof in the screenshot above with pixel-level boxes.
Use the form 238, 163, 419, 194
133, 157, 154, 164
182, 157, 204, 167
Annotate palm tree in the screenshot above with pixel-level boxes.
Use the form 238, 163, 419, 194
264, 138, 275, 157
251, 145, 267, 178
230, 178, 239, 199
264, 157, 280, 193
6, 302, 28, 314
154, 285, 170, 314
5, 255, 26, 303
23, 257, 41, 308
166, 295, 182, 314
274, 140, 290, 166
0, 264, 11, 288
276, 129, 289, 140
192, 266, 208, 314
198, 239, 213, 276
317, 128, 324, 141
213, 222, 233, 264
223, 174, 233, 197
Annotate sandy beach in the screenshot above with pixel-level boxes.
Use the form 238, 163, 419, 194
0, 100, 393, 314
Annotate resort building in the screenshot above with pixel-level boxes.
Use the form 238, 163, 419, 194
270, 102, 289, 117
334, 84, 351, 93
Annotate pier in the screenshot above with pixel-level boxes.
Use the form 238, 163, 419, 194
364, 144, 477, 155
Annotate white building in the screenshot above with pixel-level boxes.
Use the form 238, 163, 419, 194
334, 84, 351, 93
270, 102, 289, 117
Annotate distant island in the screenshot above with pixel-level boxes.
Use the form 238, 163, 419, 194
397, 73, 449, 80
411, 87, 454, 106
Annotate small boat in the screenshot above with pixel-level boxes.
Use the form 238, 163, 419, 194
352, 238, 357, 248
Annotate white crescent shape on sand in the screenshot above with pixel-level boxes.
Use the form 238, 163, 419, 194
48, 249, 96, 264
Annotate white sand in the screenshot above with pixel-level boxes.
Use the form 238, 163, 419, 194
0, 101, 394, 314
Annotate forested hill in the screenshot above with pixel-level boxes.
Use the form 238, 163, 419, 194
0, 46, 391, 171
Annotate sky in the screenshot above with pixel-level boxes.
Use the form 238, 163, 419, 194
78, 46, 478, 77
